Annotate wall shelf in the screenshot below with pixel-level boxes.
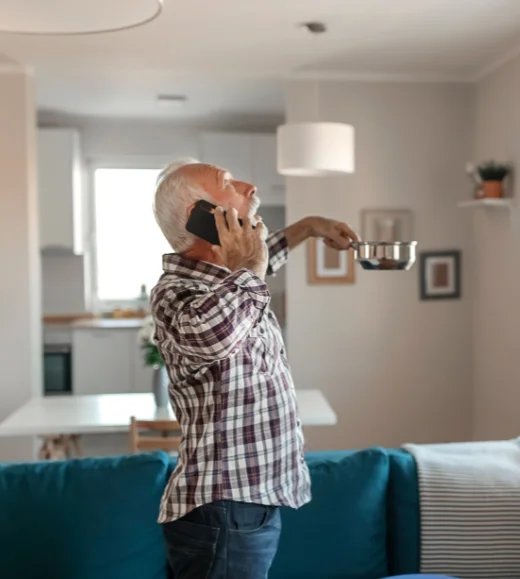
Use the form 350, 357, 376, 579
458, 198, 515, 209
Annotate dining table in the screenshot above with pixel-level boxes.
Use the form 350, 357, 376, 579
0, 389, 337, 459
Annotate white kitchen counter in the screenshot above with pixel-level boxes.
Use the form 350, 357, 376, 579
0, 390, 337, 436
70, 319, 144, 330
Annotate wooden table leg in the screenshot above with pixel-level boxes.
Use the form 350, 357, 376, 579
39, 434, 83, 460
70, 435, 83, 457
38, 438, 52, 460
39, 435, 66, 460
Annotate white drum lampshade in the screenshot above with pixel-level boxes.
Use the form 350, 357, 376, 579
0, 0, 163, 35
277, 122, 355, 177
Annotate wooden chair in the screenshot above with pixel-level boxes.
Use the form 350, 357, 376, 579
129, 417, 182, 454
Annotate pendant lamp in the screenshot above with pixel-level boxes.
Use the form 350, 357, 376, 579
277, 122, 355, 177
0, 0, 163, 35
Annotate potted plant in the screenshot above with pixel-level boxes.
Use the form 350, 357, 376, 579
138, 316, 169, 408
475, 161, 511, 199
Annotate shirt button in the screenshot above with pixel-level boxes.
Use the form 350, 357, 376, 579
259, 327, 265, 335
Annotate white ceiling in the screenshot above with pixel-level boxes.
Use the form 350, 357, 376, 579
0, 0, 519, 122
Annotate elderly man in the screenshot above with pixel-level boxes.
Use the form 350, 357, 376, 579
151, 159, 359, 579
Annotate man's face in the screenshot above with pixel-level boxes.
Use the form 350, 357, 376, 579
181, 163, 260, 219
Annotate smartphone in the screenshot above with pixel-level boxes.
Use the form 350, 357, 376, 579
186, 200, 250, 246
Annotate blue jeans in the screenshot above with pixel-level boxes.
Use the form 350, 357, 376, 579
163, 500, 281, 579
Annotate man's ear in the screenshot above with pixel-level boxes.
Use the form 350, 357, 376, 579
186, 203, 195, 218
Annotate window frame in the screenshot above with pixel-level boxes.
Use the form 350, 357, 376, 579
87, 156, 173, 313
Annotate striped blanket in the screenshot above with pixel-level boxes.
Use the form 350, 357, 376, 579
403, 439, 520, 579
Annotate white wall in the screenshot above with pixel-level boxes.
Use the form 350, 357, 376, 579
0, 68, 41, 460
285, 80, 475, 450
473, 56, 520, 440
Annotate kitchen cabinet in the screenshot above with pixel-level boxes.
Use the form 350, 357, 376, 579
251, 134, 285, 206
201, 132, 253, 182
200, 132, 285, 206
72, 329, 134, 395
38, 128, 84, 254
72, 326, 155, 395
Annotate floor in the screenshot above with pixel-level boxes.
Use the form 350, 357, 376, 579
81, 433, 132, 457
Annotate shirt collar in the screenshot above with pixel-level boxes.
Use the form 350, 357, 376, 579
162, 253, 231, 283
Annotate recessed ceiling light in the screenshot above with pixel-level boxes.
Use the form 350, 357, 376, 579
156, 95, 188, 108
0, 0, 163, 35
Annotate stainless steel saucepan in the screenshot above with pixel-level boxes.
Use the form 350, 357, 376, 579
350, 241, 418, 271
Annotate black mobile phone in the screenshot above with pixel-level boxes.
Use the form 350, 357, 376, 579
185, 200, 249, 246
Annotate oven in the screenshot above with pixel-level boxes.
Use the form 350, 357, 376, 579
43, 344, 72, 395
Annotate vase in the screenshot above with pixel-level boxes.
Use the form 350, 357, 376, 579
152, 366, 169, 408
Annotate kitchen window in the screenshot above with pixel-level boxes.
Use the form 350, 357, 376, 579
92, 167, 171, 306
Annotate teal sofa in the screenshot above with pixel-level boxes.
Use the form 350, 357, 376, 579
0, 448, 419, 579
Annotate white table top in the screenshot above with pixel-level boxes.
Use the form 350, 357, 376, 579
0, 390, 336, 437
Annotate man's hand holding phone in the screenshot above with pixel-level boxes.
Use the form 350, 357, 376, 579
212, 207, 268, 280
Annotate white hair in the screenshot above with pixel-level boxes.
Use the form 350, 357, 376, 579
153, 158, 212, 252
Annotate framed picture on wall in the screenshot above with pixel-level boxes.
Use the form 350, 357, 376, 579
307, 238, 355, 285
419, 250, 461, 300
361, 209, 413, 242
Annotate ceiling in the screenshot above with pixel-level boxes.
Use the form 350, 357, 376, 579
0, 0, 519, 123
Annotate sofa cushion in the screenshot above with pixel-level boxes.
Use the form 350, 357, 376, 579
387, 449, 420, 575
269, 448, 389, 579
0, 452, 169, 579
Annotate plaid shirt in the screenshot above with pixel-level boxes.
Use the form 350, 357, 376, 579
151, 231, 311, 523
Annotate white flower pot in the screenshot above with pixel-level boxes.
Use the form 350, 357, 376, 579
152, 366, 169, 408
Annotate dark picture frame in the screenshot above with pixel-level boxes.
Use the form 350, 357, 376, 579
419, 250, 461, 300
